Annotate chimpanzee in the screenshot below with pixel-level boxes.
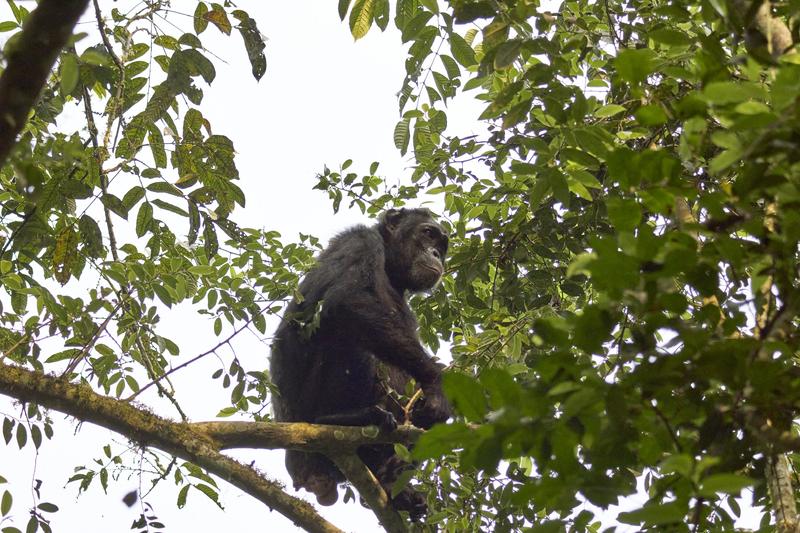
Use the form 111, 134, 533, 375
270, 208, 451, 518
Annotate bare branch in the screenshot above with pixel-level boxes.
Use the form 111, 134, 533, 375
0, 0, 90, 168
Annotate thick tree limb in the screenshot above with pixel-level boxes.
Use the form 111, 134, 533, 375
742, 5, 796, 526
195, 421, 421, 531
193, 420, 422, 452
0, 363, 343, 533
0, 0, 89, 168
734, 0, 793, 56
330, 453, 406, 533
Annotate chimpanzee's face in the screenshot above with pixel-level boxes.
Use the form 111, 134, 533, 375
407, 219, 448, 290
385, 211, 448, 292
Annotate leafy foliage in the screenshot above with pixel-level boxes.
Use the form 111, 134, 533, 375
328, 0, 800, 530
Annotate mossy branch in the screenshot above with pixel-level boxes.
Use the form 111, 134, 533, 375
0, 363, 344, 533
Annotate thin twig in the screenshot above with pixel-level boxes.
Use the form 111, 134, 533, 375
62, 299, 124, 377
124, 307, 265, 401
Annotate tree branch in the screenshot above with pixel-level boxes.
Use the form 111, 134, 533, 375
193, 420, 422, 452
0, 0, 90, 168
0, 363, 343, 533
739, 0, 793, 56
330, 453, 407, 533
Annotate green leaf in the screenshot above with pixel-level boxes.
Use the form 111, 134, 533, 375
30, 425, 41, 449
52, 229, 79, 285
635, 104, 668, 126
1, 491, 11, 516
36, 502, 57, 513
121, 186, 145, 210
374, 0, 390, 30
442, 372, 486, 421
59, 53, 79, 95
15, 423, 26, 449
482, 19, 509, 52
183, 49, 216, 83
152, 199, 188, 217
614, 48, 657, 84
400, 11, 433, 42
393, 117, 410, 154
338, 0, 352, 20
594, 104, 626, 118
188, 200, 200, 244
413, 422, 476, 460
80, 47, 110, 66
2, 418, 11, 445
606, 197, 641, 231
136, 202, 153, 237
152, 283, 173, 307
147, 182, 182, 196
189, 265, 216, 276
452, 1, 495, 23
493, 39, 522, 70
193, 2, 208, 34
78, 215, 104, 258
0, 21, 18, 32
704, 82, 765, 105
709, 148, 741, 174
449, 32, 477, 67
349, 0, 374, 41
699, 474, 755, 497
203, 216, 218, 258
618, 502, 686, 526
177, 485, 190, 508
232, 10, 267, 80
147, 125, 167, 168
59, 178, 92, 199
649, 28, 692, 46
154, 35, 179, 50
573, 305, 613, 353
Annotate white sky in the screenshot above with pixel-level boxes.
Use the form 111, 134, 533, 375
0, 1, 763, 532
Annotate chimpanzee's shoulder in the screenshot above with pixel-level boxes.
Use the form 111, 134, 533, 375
319, 224, 384, 262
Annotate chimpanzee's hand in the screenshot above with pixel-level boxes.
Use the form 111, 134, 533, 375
411, 379, 452, 429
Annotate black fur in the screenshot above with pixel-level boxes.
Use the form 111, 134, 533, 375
270, 208, 451, 518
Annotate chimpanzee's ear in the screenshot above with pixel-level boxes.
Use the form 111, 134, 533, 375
382, 208, 405, 232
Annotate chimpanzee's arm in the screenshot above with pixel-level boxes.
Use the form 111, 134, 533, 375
324, 288, 450, 428
314, 406, 397, 431
330, 290, 440, 382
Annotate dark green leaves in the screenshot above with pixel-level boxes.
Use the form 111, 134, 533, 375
202, 214, 218, 258
605, 197, 641, 231
614, 48, 657, 84
698, 474, 755, 496
193, 3, 209, 34
78, 215, 103, 258
619, 503, 687, 527
442, 372, 485, 421
232, 10, 267, 80
136, 202, 153, 237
